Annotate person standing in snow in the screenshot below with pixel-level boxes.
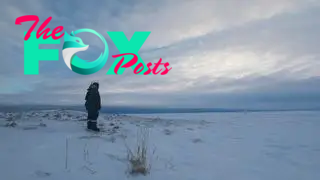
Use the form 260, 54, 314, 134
85, 82, 101, 131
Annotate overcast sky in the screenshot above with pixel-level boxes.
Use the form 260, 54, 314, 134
0, 0, 320, 109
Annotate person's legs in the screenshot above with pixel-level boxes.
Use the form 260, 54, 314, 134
87, 110, 100, 131
87, 110, 94, 129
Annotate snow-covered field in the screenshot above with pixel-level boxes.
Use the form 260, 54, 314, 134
0, 110, 319, 180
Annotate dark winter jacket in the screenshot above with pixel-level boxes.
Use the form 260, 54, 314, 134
85, 87, 101, 112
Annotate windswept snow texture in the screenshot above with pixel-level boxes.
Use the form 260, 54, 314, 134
0, 110, 320, 180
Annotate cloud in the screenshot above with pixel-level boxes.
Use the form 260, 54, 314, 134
83, 0, 319, 48
0, 0, 319, 109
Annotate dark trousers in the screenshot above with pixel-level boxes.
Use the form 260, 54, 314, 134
87, 110, 99, 121
87, 110, 100, 131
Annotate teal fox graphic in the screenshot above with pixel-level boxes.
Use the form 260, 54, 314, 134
62, 31, 89, 70
61, 29, 108, 75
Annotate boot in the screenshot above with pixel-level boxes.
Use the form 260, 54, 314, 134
87, 120, 100, 132
87, 121, 91, 130
91, 122, 100, 132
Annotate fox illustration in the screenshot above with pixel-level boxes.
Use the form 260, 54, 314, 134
62, 31, 89, 70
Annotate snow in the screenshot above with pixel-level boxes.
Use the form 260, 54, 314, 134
0, 110, 320, 180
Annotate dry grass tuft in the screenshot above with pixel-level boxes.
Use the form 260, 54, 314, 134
125, 127, 151, 175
